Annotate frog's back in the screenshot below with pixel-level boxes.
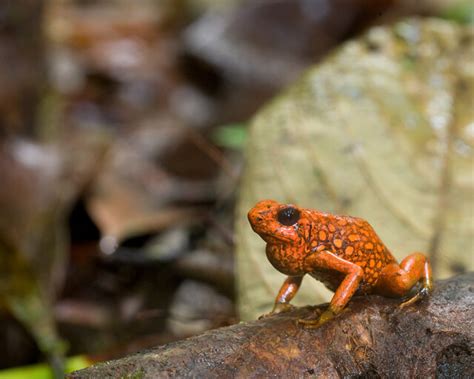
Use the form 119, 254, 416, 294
306, 210, 397, 292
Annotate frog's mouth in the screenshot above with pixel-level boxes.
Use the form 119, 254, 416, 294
249, 224, 273, 242
252, 228, 294, 244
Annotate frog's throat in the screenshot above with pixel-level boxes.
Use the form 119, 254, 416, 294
265, 243, 306, 276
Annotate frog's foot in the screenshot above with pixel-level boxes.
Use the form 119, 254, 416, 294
258, 302, 295, 319
296, 317, 321, 329
399, 287, 432, 308
297, 309, 336, 329
399, 284, 432, 308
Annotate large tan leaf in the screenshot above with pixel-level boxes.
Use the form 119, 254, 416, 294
236, 18, 474, 321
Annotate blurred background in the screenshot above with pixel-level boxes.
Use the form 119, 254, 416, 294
0, 0, 472, 377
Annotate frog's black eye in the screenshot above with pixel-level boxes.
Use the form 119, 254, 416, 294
277, 207, 300, 226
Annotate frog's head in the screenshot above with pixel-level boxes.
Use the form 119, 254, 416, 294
248, 200, 309, 245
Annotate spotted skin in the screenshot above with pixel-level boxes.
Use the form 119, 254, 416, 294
248, 200, 433, 327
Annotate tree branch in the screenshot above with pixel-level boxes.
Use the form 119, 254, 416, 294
69, 273, 473, 378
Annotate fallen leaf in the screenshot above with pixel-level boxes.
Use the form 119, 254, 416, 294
236, 18, 474, 320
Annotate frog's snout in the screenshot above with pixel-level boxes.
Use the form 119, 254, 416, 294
247, 207, 263, 228
247, 199, 278, 231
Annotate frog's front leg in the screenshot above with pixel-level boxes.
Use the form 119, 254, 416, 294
298, 251, 363, 328
260, 275, 303, 319
273, 275, 304, 312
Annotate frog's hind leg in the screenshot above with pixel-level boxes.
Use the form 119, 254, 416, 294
375, 252, 432, 307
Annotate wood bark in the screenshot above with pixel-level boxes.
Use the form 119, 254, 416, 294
69, 273, 473, 378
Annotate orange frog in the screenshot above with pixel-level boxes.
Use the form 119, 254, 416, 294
248, 200, 432, 328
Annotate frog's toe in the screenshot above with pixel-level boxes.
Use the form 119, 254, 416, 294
258, 303, 295, 320
297, 308, 337, 329
400, 282, 433, 308
297, 317, 321, 329
399, 294, 421, 308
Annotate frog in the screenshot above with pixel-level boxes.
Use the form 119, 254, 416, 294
247, 199, 432, 328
